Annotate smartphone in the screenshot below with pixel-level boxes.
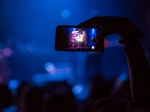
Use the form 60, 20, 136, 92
55, 25, 101, 51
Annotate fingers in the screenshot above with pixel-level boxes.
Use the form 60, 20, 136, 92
93, 28, 108, 53
95, 37, 104, 53
78, 17, 106, 53
97, 37, 104, 53
77, 16, 134, 53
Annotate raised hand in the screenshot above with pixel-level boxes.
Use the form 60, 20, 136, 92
78, 16, 137, 52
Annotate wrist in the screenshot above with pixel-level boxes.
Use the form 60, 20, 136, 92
118, 30, 144, 45
118, 23, 138, 40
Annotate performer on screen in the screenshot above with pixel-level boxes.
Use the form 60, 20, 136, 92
75, 31, 85, 42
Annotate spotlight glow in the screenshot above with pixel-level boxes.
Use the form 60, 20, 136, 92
119, 73, 127, 81
92, 28, 95, 33
8, 80, 20, 90
61, 9, 70, 19
72, 84, 83, 95
45, 62, 54, 72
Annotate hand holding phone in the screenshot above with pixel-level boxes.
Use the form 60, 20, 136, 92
78, 16, 137, 52
55, 16, 137, 52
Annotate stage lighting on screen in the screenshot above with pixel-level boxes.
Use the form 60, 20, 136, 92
92, 46, 95, 49
92, 28, 95, 33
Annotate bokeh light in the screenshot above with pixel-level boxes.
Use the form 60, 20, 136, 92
8, 80, 20, 92
45, 62, 55, 72
61, 9, 70, 19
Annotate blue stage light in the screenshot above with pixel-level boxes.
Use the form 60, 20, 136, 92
61, 9, 70, 19
119, 73, 127, 81
8, 80, 20, 91
72, 84, 83, 95
72, 84, 89, 101
45, 62, 54, 72
92, 28, 95, 33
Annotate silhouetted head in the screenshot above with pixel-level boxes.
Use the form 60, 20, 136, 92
0, 84, 12, 110
23, 87, 44, 112
16, 84, 44, 112
43, 91, 77, 112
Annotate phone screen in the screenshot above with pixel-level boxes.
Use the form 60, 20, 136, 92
55, 25, 101, 51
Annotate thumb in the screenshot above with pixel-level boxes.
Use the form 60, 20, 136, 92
93, 31, 107, 53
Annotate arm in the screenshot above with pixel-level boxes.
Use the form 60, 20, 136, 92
78, 16, 150, 102
124, 39, 150, 102
118, 32, 150, 102
119, 23, 150, 102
